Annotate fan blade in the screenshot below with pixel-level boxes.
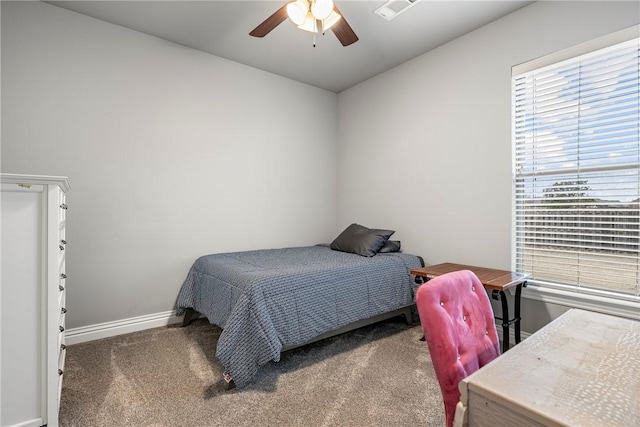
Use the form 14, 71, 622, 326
250, 4, 289, 37
331, 6, 358, 46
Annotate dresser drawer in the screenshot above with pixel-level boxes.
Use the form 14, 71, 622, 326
57, 283, 66, 314
58, 241, 66, 270
57, 345, 66, 406
58, 223, 65, 246
58, 334, 66, 364
58, 304, 66, 328
57, 310, 66, 352
59, 221, 66, 251
58, 192, 67, 223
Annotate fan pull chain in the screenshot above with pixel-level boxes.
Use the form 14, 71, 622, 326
313, 18, 317, 47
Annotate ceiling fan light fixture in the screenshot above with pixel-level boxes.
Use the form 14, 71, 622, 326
250, 0, 358, 47
286, 0, 309, 25
311, 0, 334, 20
322, 10, 341, 32
297, 11, 318, 33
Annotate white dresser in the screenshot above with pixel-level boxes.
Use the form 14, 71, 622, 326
1, 174, 70, 427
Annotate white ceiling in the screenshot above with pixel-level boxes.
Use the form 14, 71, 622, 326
47, 0, 533, 92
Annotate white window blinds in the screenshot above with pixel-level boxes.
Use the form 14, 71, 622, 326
512, 32, 639, 298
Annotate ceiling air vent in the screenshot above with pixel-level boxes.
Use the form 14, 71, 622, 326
374, 0, 421, 21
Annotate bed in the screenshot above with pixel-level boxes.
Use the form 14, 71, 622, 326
175, 233, 423, 389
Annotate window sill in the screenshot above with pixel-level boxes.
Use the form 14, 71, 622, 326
522, 283, 640, 321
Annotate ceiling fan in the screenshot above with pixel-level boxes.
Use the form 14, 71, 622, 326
250, 0, 359, 47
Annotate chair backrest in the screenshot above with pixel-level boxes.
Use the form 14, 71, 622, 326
416, 270, 500, 427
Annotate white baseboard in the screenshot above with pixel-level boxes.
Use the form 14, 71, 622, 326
7, 418, 44, 427
65, 310, 184, 345
67, 310, 528, 348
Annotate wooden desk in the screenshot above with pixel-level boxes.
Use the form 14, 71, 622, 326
410, 263, 529, 352
456, 309, 640, 427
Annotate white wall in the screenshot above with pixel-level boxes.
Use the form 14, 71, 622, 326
3, 1, 638, 334
1, 1, 339, 329
337, 1, 639, 333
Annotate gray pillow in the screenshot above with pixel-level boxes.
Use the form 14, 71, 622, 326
378, 240, 401, 253
330, 223, 395, 257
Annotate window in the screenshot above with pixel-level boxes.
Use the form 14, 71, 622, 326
512, 27, 639, 302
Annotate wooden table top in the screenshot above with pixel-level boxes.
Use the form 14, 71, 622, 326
410, 262, 529, 291
460, 309, 640, 426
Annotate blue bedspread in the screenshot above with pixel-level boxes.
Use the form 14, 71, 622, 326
175, 245, 422, 388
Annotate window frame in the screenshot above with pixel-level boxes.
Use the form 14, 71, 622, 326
511, 25, 640, 320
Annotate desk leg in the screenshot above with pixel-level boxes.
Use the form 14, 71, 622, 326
493, 283, 525, 351
415, 275, 427, 342
513, 285, 522, 344
514, 283, 523, 344
499, 290, 509, 352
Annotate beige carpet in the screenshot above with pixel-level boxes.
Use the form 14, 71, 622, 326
60, 316, 445, 427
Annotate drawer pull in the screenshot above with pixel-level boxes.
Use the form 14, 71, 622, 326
60, 239, 67, 245
59, 325, 65, 333
61, 344, 66, 351
60, 203, 68, 210
61, 307, 67, 314
58, 369, 63, 376
60, 273, 67, 279
59, 245, 65, 251
59, 285, 65, 292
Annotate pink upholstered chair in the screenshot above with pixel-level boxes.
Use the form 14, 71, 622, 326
416, 270, 500, 427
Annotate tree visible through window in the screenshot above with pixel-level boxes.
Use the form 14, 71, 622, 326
512, 34, 639, 299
